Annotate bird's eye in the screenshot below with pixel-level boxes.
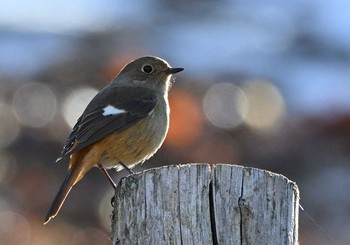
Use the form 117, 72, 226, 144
142, 65, 153, 74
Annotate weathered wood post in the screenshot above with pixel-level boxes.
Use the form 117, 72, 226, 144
111, 164, 299, 245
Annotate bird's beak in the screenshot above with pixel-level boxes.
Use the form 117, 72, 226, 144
166, 67, 184, 74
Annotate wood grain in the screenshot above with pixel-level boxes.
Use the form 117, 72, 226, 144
111, 164, 299, 245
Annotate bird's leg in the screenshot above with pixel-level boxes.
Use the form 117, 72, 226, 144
119, 161, 135, 174
99, 162, 134, 207
98, 164, 116, 189
98, 165, 117, 207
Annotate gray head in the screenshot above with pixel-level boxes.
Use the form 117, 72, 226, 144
112, 56, 183, 94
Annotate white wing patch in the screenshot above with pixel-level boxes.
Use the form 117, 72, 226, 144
102, 105, 126, 116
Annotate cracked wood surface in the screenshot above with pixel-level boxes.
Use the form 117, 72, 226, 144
111, 164, 299, 245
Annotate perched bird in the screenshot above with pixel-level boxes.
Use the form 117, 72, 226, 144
44, 56, 183, 224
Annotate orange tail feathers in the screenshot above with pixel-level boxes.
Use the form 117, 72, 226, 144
44, 167, 80, 225
44, 150, 92, 225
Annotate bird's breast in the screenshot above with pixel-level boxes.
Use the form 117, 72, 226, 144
97, 98, 169, 169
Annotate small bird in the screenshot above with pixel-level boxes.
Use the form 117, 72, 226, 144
44, 56, 183, 224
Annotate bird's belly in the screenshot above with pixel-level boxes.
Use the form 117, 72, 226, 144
97, 115, 168, 170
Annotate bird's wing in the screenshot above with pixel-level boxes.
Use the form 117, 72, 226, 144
56, 86, 157, 161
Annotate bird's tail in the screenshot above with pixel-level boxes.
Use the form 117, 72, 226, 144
44, 164, 83, 225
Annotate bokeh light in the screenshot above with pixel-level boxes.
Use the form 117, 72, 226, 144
203, 83, 248, 129
0, 151, 16, 185
62, 86, 98, 128
71, 228, 111, 245
0, 196, 11, 214
0, 102, 20, 148
240, 79, 286, 131
12, 82, 57, 128
0, 211, 31, 245
166, 89, 203, 147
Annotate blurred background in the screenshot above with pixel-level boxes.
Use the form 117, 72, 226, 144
0, 0, 350, 244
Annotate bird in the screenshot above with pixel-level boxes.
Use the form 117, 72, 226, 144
44, 56, 183, 224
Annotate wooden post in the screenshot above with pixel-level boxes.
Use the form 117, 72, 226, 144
111, 164, 299, 245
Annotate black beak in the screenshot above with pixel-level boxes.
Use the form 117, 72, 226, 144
166, 67, 184, 74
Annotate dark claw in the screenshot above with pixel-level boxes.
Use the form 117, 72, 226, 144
111, 196, 115, 207
119, 161, 135, 175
